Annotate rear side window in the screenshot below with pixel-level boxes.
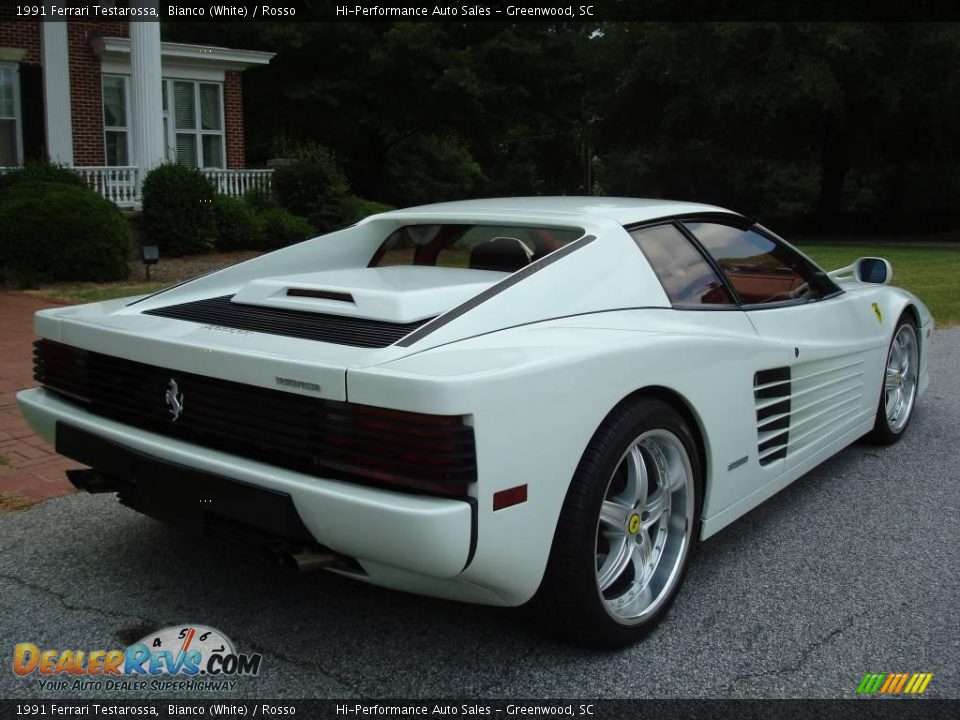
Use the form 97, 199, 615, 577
684, 223, 823, 305
370, 224, 583, 273
629, 224, 733, 306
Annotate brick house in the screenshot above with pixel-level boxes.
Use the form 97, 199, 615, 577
0, 20, 273, 205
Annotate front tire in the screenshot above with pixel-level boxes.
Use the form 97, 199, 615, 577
869, 315, 919, 445
536, 398, 702, 649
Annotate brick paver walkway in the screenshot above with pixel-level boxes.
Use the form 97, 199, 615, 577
0, 293, 81, 506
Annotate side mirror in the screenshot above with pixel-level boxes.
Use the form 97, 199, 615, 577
854, 257, 892, 285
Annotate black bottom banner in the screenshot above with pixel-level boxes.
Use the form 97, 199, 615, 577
2, 699, 958, 720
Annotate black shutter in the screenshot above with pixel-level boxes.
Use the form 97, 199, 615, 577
18, 63, 45, 162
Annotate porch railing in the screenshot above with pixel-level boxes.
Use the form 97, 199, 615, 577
0, 166, 274, 209
75, 166, 140, 207
202, 168, 274, 197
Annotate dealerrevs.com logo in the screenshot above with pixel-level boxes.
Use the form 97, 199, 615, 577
13, 625, 263, 692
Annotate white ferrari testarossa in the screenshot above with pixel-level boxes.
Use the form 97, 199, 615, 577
18, 197, 932, 647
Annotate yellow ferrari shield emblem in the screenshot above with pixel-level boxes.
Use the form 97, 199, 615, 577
628, 513, 641, 535
872, 303, 883, 323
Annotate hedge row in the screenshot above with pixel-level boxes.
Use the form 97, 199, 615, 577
212, 194, 315, 252
141, 162, 392, 256
142, 164, 319, 256
0, 160, 394, 288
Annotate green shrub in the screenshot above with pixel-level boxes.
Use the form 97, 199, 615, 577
0, 162, 86, 192
0, 181, 130, 286
271, 144, 350, 233
141, 164, 216, 256
259, 207, 316, 250
212, 194, 265, 251
336, 196, 394, 226
243, 186, 280, 212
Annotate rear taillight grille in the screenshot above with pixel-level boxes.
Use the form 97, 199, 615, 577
34, 340, 475, 496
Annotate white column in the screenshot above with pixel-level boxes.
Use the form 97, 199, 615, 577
41, 22, 73, 165
129, 3, 164, 180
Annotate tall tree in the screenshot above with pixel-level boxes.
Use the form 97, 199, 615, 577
164, 21, 960, 227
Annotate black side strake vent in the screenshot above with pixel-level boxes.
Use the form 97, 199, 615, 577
754, 367, 791, 466
143, 295, 429, 348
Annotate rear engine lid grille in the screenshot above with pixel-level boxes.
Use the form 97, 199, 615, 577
143, 295, 430, 348
34, 339, 475, 497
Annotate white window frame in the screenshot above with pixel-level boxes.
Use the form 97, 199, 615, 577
0, 62, 23, 166
164, 78, 226, 170
101, 73, 130, 167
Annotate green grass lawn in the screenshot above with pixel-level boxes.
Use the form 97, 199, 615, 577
33, 282, 166, 304
799, 245, 960, 327
20, 250, 262, 306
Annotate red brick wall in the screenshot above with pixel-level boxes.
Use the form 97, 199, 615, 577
2, 22, 250, 170
224, 71, 244, 169
68, 22, 128, 167
0, 23, 41, 64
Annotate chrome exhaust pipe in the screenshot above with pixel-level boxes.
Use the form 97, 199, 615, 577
282, 548, 340, 573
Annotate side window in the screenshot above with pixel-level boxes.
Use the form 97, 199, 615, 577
630, 224, 733, 306
685, 223, 822, 305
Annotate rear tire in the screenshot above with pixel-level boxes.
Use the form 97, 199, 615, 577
535, 398, 702, 649
868, 315, 919, 445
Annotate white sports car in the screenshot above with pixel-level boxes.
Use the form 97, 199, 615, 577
18, 197, 932, 648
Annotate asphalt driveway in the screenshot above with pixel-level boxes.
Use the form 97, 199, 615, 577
0, 329, 957, 700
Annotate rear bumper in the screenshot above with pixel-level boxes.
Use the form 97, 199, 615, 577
17, 387, 474, 580
57, 423, 323, 554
